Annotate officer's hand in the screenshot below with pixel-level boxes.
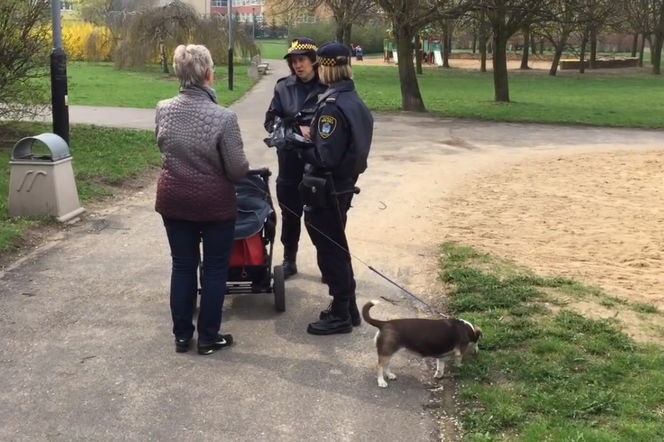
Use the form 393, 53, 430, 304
299, 126, 311, 140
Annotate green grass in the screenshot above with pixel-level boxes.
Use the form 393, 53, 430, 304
0, 123, 160, 253
36, 62, 257, 109
258, 39, 289, 60
439, 243, 664, 441
354, 66, 664, 129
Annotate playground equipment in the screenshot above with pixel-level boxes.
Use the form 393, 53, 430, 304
383, 30, 445, 67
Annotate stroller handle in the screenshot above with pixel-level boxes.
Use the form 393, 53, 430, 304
247, 167, 272, 178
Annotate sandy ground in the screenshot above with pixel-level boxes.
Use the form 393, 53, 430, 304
439, 148, 664, 310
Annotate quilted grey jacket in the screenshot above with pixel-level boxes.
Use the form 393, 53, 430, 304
155, 85, 249, 222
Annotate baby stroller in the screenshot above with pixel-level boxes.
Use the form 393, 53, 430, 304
196, 168, 286, 312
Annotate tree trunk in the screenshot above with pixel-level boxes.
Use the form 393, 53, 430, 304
447, 34, 453, 54
579, 33, 589, 74
647, 35, 654, 64
631, 33, 639, 57
415, 33, 423, 74
531, 35, 537, 54
589, 28, 597, 69
442, 29, 451, 68
653, 32, 663, 75
549, 46, 564, 76
472, 33, 477, 53
343, 23, 352, 66
480, 35, 488, 73
538, 37, 544, 54
492, 30, 510, 102
159, 37, 168, 74
335, 24, 344, 42
639, 33, 646, 67
520, 26, 530, 69
395, 27, 427, 112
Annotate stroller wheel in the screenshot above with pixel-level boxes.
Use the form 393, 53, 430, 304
273, 265, 286, 313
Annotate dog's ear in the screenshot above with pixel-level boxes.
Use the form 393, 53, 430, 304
474, 326, 483, 340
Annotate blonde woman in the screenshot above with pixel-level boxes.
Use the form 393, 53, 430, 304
294, 42, 374, 336
155, 44, 249, 355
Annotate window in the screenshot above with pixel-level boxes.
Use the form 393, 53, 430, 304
211, 0, 228, 7
61, 1, 74, 10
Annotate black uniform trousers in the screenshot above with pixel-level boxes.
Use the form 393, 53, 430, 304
304, 179, 357, 301
276, 148, 305, 256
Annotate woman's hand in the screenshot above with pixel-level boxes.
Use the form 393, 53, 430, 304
299, 126, 311, 140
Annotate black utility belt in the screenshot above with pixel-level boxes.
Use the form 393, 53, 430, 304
298, 174, 359, 209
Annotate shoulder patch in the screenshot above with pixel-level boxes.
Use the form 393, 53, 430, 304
318, 115, 337, 139
325, 97, 336, 102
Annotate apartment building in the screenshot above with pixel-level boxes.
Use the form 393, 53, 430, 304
210, 0, 267, 24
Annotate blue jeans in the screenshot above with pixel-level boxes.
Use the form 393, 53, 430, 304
162, 216, 236, 345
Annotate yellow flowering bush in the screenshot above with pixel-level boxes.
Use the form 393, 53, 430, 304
60, 21, 115, 62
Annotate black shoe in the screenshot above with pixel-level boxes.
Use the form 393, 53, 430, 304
319, 298, 361, 326
282, 259, 298, 280
321, 275, 327, 284
175, 338, 192, 353
197, 334, 234, 355
308, 300, 353, 335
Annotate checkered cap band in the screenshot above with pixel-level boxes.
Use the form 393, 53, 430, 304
317, 56, 347, 66
288, 42, 317, 53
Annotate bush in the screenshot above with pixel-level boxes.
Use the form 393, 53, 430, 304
62, 22, 115, 62
288, 21, 387, 55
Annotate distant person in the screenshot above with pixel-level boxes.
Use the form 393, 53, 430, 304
155, 44, 250, 355
355, 45, 363, 61
264, 38, 328, 280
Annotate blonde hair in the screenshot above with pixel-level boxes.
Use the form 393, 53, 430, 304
318, 62, 353, 85
173, 44, 214, 88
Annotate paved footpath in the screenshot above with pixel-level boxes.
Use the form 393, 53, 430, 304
0, 61, 439, 442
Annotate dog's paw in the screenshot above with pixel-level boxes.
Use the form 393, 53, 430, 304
386, 372, 397, 380
377, 378, 389, 388
434, 371, 444, 379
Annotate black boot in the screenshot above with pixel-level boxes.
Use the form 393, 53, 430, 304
282, 250, 298, 280
319, 296, 361, 326
308, 299, 353, 335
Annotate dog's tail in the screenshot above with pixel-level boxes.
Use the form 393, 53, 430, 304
362, 300, 386, 329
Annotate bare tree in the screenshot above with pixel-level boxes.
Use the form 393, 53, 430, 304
574, 0, 619, 73
0, 0, 51, 121
539, 0, 579, 75
377, 0, 472, 112
650, 0, 664, 73
480, 0, 553, 102
324, 0, 376, 46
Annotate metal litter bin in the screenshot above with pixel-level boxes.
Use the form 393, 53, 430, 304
8, 133, 85, 222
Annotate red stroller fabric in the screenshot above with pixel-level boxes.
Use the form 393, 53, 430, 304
230, 233, 265, 267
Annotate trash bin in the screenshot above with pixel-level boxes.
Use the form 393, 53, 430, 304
7, 133, 85, 223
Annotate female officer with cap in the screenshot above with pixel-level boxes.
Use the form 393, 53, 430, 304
292, 42, 374, 336
264, 38, 328, 280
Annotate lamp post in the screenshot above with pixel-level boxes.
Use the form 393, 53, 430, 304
50, 0, 70, 145
228, 0, 234, 91
252, 7, 256, 40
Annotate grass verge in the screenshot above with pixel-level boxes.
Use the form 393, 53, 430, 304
35, 62, 257, 109
258, 39, 288, 59
440, 242, 664, 441
0, 122, 160, 254
353, 66, 664, 129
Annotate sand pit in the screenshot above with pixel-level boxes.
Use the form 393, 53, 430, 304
439, 148, 664, 313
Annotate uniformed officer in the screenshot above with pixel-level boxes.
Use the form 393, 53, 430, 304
293, 41, 374, 336
264, 37, 328, 280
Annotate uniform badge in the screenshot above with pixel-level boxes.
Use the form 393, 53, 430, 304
318, 115, 337, 139
317, 94, 323, 101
